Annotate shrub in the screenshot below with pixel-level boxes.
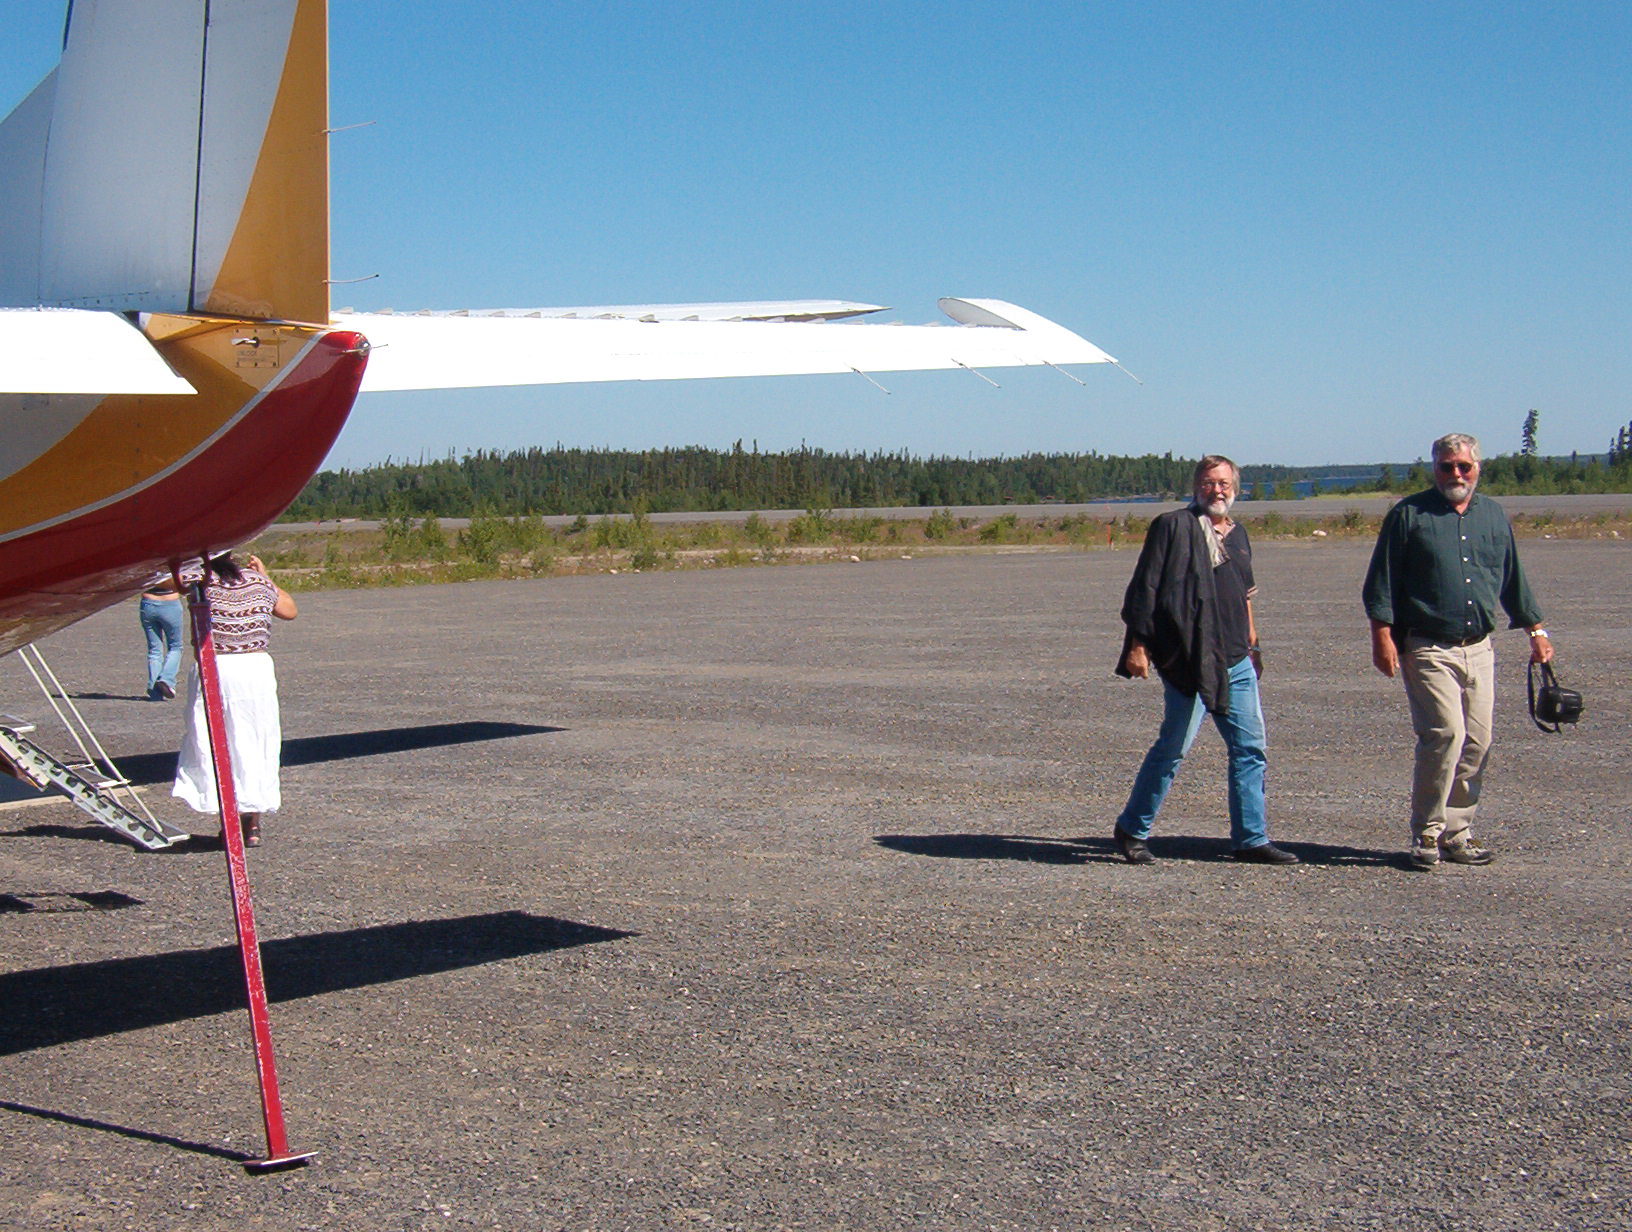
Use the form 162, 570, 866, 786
1061, 516, 1103, 547
319, 538, 366, 588
503, 511, 551, 554
786, 508, 834, 544
381, 500, 418, 562
686, 521, 723, 547
744, 513, 777, 548
925, 508, 958, 540
459, 507, 505, 565
835, 515, 883, 543
417, 516, 450, 561
979, 512, 1020, 543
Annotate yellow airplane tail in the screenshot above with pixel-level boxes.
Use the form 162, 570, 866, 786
0, 0, 329, 323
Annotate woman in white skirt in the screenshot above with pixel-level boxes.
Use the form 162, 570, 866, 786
172, 552, 297, 846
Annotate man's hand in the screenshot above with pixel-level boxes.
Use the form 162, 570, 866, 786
1121, 640, 1150, 679
1249, 646, 1263, 678
1370, 623, 1398, 678
1530, 631, 1554, 665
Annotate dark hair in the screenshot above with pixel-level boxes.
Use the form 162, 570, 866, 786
208, 552, 243, 583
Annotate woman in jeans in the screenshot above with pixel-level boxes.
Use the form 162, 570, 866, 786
139, 581, 185, 700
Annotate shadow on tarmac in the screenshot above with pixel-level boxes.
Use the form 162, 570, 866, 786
875, 834, 1092, 864
0, 890, 144, 914
876, 833, 1399, 868
0, 1098, 250, 1162
0, 911, 632, 1056
101, 720, 565, 786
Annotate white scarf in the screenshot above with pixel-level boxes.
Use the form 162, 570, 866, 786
1192, 505, 1232, 569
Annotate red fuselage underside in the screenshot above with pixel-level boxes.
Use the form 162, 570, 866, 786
0, 329, 368, 655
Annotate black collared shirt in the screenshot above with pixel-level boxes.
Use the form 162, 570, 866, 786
1362, 488, 1543, 642
1213, 523, 1255, 661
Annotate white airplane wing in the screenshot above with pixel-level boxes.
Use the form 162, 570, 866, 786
445, 300, 892, 323
337, 298, 1114, 393
0, 308, 195, 395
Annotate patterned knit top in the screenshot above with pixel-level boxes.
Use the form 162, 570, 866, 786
179, 567, 278, 654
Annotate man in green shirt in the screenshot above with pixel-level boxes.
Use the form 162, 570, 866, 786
1363, 433, 1554, 870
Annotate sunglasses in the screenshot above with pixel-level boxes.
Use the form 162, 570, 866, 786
1436, 460, 1476, 475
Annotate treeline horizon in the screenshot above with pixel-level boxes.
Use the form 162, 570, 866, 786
286, 442, 1632, 520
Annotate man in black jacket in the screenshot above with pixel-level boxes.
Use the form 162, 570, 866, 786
1111, 455, 1297, 865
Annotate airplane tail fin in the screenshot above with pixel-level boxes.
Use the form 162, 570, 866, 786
0, 0, 329, 323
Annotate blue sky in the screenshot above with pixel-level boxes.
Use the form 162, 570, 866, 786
6, 2, 1629, 468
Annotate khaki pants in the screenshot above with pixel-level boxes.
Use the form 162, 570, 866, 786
1400, 634, 1495, 848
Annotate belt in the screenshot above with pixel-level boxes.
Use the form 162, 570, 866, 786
1404, 629, 1488, 648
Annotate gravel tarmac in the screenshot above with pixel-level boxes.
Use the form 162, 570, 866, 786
1, 538, 1628, 1232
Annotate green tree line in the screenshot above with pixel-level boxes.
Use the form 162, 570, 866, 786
289, 444, 1208, 518
285, 441, 1632, 520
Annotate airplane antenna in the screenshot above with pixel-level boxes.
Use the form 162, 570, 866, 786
325, 274, 380, 285
953, 360, 1000, 388
1111, 360, 1144, 385
850, 367, 892, 394
324, 120, 377, 134
1042, 360, 1088, 386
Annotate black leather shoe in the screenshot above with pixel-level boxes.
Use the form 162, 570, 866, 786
1233, 842, 1298, 865
1113, 825, 1155, 865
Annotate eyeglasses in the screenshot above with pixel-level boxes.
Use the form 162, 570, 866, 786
1436, 460, 1476, 475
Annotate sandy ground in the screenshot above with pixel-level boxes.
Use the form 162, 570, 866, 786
0, 539, 1627, 1232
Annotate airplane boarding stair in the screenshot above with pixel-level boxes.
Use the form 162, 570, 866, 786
0, 646, 189, 850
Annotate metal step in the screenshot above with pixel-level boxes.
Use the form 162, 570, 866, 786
67, 764, 130, 789
0, 723, 190, 850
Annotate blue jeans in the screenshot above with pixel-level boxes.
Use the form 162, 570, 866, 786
1116, 655, 1269, 850
140, 597, 184, 698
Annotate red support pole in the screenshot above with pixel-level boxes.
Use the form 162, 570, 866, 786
183, 573, 315, 1173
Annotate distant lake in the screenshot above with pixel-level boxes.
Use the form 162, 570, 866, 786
1099, 473, 1382, 504
1246, 473, 1380, 499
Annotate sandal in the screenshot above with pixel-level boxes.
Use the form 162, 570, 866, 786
240, 814, 261, 847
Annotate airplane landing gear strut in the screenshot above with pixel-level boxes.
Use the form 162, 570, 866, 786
183, 571, 315, 1173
